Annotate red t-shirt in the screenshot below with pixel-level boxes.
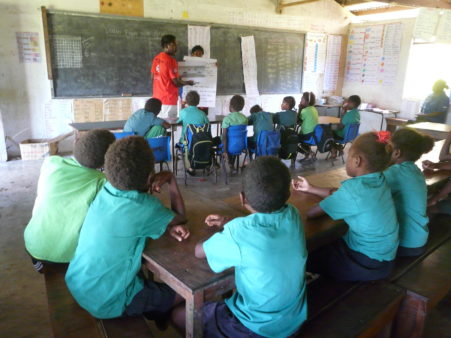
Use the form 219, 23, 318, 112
151, 52, 179, 105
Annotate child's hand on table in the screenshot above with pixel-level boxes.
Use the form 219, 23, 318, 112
205, 214, 230, 228
422, 160, 437, 170
169, 225, 190, 242
291, 176, 311, 192
149, 171, 174, 193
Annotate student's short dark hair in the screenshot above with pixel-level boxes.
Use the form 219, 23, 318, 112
230, 95, 245, 112
301, 92, 316, 106
250, 105, 263, 114
145, 98, 162, 114
104, 136, 154, 191
74, 129, 115, 169
186, 91, 200, 106
391, 127, 434, 162
352, 132, 392, 172
348, 95, 361, 108
191, 45, 204, 55
243, 156, 291, 213
283, 96, 296, 109
161, 34, 176, 48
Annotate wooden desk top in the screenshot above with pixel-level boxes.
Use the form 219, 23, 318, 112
409, 122, 451, 140
418, 140, 451, 186
318, 116, 340, 124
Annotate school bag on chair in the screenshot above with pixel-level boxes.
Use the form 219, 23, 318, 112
256, 130, 281, 157
278, 126, 299, 159
187, 124, 213, 169
314, 124, 335, 153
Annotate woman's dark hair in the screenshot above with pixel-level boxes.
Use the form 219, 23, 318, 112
74, 129, 115, 169
283, 96, 296, 109
301, 92, 316, 106
161, 34, 176, 48
243, 156, 291, 213
186, 91, 200, 106
105, 136, 154, 191
391, 128, 434, 161
145, 98, 162, 114
250, 105, 263, 114
191, 45, 204, 55
230, 95, 245, 112
352, 132, 392, 172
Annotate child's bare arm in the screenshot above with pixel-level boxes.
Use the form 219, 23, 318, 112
194, 242, 206, 258
428, 180, 451, 206
292, 176, 336, 198
150, 171, 186, 219
307, 204, 326, 218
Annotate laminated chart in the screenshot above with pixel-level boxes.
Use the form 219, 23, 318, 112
345, 27, 365, 82
16, 32, 41, 63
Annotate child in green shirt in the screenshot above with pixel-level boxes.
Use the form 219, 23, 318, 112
298, 92, 319, 162
293, 132, 399, 281
247, 104, 274, 150
172, 157, 307, 337
273, 96, 297, 128
24, 129, 116, 271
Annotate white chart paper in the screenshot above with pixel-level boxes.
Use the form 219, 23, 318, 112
241, 36, 260, 97
324, 35, 342, 91
414, 8, 440, 41
44, 100, 73, 138
188, 25, 211, 58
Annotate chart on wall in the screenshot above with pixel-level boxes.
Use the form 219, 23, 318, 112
413, 8, 451, 42
345, 23, 402, 86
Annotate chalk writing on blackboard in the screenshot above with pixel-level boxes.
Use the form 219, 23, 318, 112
53, 36, 82, 69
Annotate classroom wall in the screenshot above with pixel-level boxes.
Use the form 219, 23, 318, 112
0, 0, 352, 158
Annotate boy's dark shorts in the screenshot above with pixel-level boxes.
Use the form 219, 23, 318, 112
124, 279, 175, 317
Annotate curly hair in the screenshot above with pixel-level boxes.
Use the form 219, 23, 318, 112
144, 98, 162, 114
161, 34, 176, 48
391, 128, 434, 162
230, 95, 245, 112
250, 105, 263, 114
73, 129, 115, 169
242, 156, 291, 213
283, 96, 296, 109
186, 91, 200, 106
347, 95, 361, 108
352, 132, 392, 172
104, 136, 154, 191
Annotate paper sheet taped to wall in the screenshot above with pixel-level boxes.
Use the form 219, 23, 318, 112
16, 32, 41, 63
73, 99, 104, 122
241, 36, 260, 97
44, 100, 73, 138
104, 98, 132, 121
413, 8, 440, 41
188, 25, 211, 58
324, 35, 342, 92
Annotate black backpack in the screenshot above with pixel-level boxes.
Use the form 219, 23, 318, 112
187, 124, 213, 169
314, 124, 335, 153
278, 126, 299, 159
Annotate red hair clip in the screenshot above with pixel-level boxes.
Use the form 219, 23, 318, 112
375, 131, 391, 144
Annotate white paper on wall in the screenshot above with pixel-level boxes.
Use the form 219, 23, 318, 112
241, 36, 260, 97
131, 97, 149, 113
345, 27, 365, 82
304, 33, 327, 74
362, 25, 384, 85
103, 98, 132, 121
436, 9, 451, 43
414, 8, 440, 41
324, 35, 342, 92
188, 25, 211, 58
44, 100, 73, 138
16, 32, 41, 63
381, 23, 402, 86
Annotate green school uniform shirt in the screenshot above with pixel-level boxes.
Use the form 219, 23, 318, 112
299, 106, 319, 135
248, 111, 274, 141
320, 172, 399, 261
274, 110, 297, 128
203, 204, 307, 337
65, 182, 175, 319
336, 108, 360, 138
384, 162, 429, 248
123, 109, 165, 137
24, 156, 106, 263
177, 105, 209, 141
221, 111, 248, 129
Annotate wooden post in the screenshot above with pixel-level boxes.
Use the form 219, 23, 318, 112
41, 6, 53, 81
186, 291, 204, 338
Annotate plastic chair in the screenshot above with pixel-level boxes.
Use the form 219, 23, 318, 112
147, 136, 171, 172
334, 123, 360, 163
113, 131, 134, 139
301, 124, 336, 165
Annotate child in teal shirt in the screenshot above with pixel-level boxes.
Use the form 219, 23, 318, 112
124, 98, 170, 137
293, 132, 399, 281
177, 90, 209, 142
335, 95, 361, 139
66, 136, 189, 320
24, 129, 115, 271
273, 96, 297, 128
385, 128, 434, 257
172, 157, 307, 337
247, 104, 274, 150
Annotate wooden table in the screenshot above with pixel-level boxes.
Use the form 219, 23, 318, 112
409, 122, 451, 140
418, 140, 451, 188
360, 109, 399, 131
318, 116, 340, 125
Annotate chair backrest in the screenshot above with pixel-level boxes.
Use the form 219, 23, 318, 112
227, 125, 248, 156
302, 124, 323, 145
256, 130, 281, 157
147, 136, 171, 163
312, 124, 335, 153
342, 123, 360, 143
185, 123, 211, 147
113, 131, 135, 139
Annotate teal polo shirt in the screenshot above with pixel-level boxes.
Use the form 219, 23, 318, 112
320, 172, 399, 261
222, 111, 248, 129
203, 204, 307, 337
248, 111, 274, 141
274, 110, 297, 128
177, 105, 209, 141
124, 109, 165, 137
384, 162, 429, 248
336, 108, 360, 138
65, 182, 175, 319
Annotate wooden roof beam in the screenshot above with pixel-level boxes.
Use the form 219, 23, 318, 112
352, 5, 413, 15
276, 0, 321, 14
376, 0, 451, 9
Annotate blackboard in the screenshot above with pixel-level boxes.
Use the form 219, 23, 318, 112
46, 11, 304, 97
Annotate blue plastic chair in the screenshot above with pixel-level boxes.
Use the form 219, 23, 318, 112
217, 125, 248, 184
335, 123, 360, 163
300, 124, 335, 164
113, 131, 134, 139
147, 136, 171, 171
248, 130, 281, 158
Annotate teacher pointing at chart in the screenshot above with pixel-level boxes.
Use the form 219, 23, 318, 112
151, 34, 193, 118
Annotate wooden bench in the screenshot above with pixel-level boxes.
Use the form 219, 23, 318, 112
44, 264, 152, 338
391, 237, 451, 338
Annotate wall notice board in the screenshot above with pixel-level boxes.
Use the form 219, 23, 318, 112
44, 10, 305, 97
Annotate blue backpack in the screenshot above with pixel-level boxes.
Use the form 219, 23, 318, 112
256, 130, 281, 157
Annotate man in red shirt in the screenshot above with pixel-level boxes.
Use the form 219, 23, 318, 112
151, 35, 193, 118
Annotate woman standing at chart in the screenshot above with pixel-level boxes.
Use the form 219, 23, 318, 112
151, 34, 193, 118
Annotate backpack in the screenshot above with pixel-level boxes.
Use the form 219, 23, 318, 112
314, 124, 335, 153
256, 130, 281, 157
187, 124, 213, 169
279, 127, 299, 159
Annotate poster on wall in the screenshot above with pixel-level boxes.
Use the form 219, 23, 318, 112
413, 8, 440, 41
345, 27, 365, 82
380, 23, 402, 86
362, 25, 384, 85
324, 35, 342, 92
16, 32, 41, 63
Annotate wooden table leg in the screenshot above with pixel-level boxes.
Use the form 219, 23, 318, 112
186, 291, 204, 338
171, 125, 176, 173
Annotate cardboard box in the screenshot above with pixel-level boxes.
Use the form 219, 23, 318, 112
19, 139, 58, 161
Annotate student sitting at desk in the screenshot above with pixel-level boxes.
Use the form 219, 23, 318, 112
293, 132, 399, 281
273, 96, 297, 128
172, 156, 307, 337
385, 128, 434, 257
247, 104, 274, 150
66, 136, 189, 321
123, 97, 170, 138
24, 130, 116, 272
298, 91, 319, 162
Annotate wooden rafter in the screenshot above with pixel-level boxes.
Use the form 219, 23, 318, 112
276, 0, 321, 14
376, 0, 451, 9
352, 5, 413, 15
